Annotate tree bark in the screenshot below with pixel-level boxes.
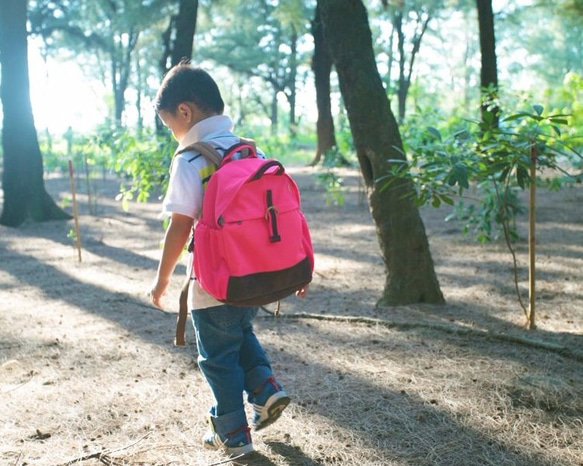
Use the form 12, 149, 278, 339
0, 0, 70, 227
111, 28, 139, 126
476, 0, 499, 126
310, 3, 336, 165
158, 0, 199, 131
393, 8, 430, 123
287, 25, 298, 139
171, 0, 198, 66
319, 0, 444, 306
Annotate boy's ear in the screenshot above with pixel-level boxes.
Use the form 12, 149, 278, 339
177, 103, 192, 122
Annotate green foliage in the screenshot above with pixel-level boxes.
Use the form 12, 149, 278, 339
314, 147, 347, 206
109, 129, 176, 210
67, 228, 77, 242
60, 195, 71, 209
197, 0, 312, 133
447, 184, 525, 243
335, 111, 355, 157
103, 126, 318, 213
232, 127, 315, 165
42, 123, 176, 212
543, 72, 583, 167
379, 102, 580, 242
379, 107, 471, 210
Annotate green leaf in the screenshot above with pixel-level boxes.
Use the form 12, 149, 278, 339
427, 126, 442, 141
503, 112, 530, 122
533, 104, 544, 116
516, 166, 529, 189
550, 118, 569, 126
448, 164, 470, 189
439, 194, 455, 206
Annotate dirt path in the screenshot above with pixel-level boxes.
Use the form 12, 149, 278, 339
1, 167, 582, 465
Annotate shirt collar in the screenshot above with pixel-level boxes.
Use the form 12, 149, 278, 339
177, 115, 234, 151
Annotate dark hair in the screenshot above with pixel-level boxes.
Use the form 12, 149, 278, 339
155, 62, 224, 115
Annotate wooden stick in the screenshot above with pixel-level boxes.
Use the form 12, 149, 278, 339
68, 160, 82, 263
83, 153, 94, 215
528, 145, 536, 329
56, 431, 152, 466
259, 311, 583, 361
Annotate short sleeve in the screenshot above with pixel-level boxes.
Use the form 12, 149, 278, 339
161, 156, 203, 219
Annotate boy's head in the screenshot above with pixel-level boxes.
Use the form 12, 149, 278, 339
155, 62, 225, 140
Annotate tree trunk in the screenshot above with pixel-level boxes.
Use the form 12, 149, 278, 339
393, 8, 430, 123
0, 0, 70, 227
311, 3, 336, 165
287, 25, 298, 139
157, 0, 198, 132
111, 29, 138, 127
270, 92, 279, 136
394, 11, 408, 122
476, 0, 499, 126
171, 0, 198, 66
319, 0, 444, 306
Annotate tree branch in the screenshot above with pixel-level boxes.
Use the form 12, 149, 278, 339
259, 310, 583, 361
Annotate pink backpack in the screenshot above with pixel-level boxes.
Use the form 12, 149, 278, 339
188, 140, 314, 306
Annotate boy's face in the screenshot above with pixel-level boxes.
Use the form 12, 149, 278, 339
158, 102, 197, 141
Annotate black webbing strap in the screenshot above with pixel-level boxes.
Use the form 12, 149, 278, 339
266, 189, 281, 243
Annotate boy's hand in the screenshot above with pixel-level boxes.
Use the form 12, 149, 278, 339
150, 277, 170, 309
296, 284, 309, 299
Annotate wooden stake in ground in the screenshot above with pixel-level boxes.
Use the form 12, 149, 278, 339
528, 145, 537, 329
68, 160, 82, 263
83, 153, 94, 215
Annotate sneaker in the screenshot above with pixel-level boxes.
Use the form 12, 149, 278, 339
251, 376, 291, 431
203, 424, 254, 457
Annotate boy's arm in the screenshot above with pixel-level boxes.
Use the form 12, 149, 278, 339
150, 212, 193, 309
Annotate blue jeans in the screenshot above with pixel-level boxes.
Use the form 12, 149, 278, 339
191, 305, 273, 433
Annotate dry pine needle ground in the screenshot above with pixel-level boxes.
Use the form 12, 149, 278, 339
1, 167, 582, 465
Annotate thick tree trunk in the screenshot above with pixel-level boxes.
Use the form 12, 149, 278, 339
310, 3, 337, 165
477, 0, 499, 126
0, 0, 70, 227
171, 0, 198, 66
158, 0, 199, 132
319, 0, 444, 306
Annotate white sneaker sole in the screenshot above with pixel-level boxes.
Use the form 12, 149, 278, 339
253, 391, 291, 431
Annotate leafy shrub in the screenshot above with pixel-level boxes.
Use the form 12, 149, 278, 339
380, 103, 580, 242
109, 129, 176, 210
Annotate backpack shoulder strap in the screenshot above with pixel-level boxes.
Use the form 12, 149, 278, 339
176, 137, 257, 167
179, 141, 223, 167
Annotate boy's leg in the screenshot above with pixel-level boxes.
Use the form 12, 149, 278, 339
239, 310, 273, 392
239, 309, 291, 431
191, 305, 253, 455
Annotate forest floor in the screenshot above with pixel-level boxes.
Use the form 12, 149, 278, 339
1, 166, 582, 466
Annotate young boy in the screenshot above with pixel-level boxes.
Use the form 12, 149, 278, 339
150, 63, 305, 457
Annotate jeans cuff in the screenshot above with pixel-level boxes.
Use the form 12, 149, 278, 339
209, 408, 248, 434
